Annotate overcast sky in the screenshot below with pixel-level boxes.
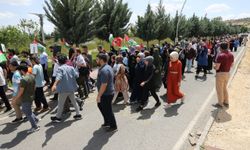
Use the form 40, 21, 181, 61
0, 0, 249, 33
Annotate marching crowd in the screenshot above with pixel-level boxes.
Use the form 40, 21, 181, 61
0, 35, 247, 133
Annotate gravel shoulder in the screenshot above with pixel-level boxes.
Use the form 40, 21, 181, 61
204, 42, 250, 150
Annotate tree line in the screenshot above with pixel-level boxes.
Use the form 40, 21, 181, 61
44, 0, 248, 46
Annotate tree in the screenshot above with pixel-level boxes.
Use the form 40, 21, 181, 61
188, 14, 201, 37
136, 4, 156, 48
0, 26, 30, 51
44, 0, 101, 45
94, 0, 132, 41
18, 19, 39, 36
155, 0, 173, 44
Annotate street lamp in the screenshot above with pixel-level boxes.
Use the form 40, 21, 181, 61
30, 13, 46, 43
175, 0, 187, 44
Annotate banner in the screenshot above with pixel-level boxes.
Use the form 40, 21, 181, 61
30, 43, 38, 54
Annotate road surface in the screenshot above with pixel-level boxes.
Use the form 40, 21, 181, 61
0, 46, 246, 150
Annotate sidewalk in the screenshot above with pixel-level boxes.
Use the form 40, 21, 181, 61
204, 43, 250, 150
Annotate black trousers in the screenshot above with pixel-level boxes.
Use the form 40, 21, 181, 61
130, 84, 143, 102
77, 75, 89, 98
97, 95, 117, 128
0, 86, 11, 109
181, 59, 186, 76
234, 46, 238, 52
196, 65, 207, 75
42, 64, 50, 84
140, 87, 160, 107
34, 87, 49, 109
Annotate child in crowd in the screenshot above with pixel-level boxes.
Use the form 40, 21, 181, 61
112, 64, 129, 105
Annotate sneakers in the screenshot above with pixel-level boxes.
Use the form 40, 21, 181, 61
51, 116, 62, 123
73, 114, 82, 120
11, 117, 23, 123
27, 126, 40, 134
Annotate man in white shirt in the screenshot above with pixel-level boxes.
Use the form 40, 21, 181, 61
40, 49, 50, 85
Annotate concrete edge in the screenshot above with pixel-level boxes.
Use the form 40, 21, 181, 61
194, 45, 248, 150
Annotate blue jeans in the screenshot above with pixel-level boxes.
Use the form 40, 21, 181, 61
22, 102, 38, 128
186, 59, 192, 72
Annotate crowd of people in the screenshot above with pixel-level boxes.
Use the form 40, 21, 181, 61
0, 34, 247, 133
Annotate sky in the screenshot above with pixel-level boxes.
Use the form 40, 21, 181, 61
0, 0, 249, 34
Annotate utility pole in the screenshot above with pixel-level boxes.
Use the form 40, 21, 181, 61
30, 13, 46, 43
175, 0, 187, 44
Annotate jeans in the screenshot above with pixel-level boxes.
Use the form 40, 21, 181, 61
22, 102, 38, 128
0, 86, 11, 109
186, 59, 192, 72
34, 87, 49, 109
56, 92, 80, 118
98, 95, 117, 128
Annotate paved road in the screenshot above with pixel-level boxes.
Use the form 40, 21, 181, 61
0, 46, 245, 150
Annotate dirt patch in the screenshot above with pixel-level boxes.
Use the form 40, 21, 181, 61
204, 42, 250, 150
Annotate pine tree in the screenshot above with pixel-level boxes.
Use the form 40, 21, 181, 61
44, 0, 101, 45
136, 4, 156, 48
155, 0, 173, 44
94, 0, 132, 41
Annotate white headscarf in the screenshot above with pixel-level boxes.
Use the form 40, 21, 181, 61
170, 51, 179, 62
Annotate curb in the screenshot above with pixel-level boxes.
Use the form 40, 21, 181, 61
194, 45, 248, 150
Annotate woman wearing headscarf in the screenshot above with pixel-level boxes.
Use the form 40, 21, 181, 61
136, 56, 161, 112
166, 51, 185, 107
152, 48, 162, 91
130, 53, 145, 104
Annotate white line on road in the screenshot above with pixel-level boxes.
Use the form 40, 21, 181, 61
172, 46, 246, 150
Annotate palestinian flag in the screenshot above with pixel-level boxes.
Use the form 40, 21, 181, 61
0, 51, 7, 63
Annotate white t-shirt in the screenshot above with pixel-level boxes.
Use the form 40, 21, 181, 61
0, 67, 6, 86
76, 54, 86, 69
32, 64, 45, 87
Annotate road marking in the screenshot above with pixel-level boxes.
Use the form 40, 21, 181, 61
172, 46, 246, 150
